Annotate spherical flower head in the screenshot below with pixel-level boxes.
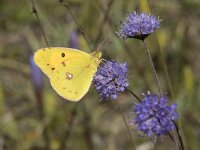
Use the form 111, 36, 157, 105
133, 92, 179, 137
117, 11, 160, 40
93, 61, 129, 99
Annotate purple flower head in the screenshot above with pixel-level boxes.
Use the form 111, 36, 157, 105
68, 31, 79, 49
93, 61, 129, 99
30, 54, 43, 89
117, 11, 160, 40
133, 92, 179, 137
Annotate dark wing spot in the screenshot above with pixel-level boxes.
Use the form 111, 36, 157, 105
85, 64, 91, 68
75, 91, 78, 94
63, 87, 66, 90
43, 49, 45, 51
61, 53, 65, 57
62, 61, 66, 66
51, 68, 55, 70
47, 64, 50, 66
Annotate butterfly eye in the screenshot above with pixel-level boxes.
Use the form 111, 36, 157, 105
61, 53, 65, 57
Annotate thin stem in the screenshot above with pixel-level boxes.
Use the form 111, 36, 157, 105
174, 122, 185, 150
159, 44, 175, 99
82, 101, 94, 150
143, 40, 163, 97
43, 126, 51, 150
170, 132, 181, 150
168, 132, 182, 150
33, 88, 44, 119
168, 132, 175, 142
58, 104, 78, 150
93, 0, 114, 45
31, 2, 50, 149
114, 101, 136, 150
59, 0, 91, 51
31, 0, 50, 48
126, 88, 141, 102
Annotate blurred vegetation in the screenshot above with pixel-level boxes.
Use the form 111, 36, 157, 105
0, 0, 200, 150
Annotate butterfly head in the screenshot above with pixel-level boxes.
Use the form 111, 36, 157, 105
91, 50, 102, 59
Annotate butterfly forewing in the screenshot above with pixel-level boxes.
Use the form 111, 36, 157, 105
34, 48, 54, 77
34, 47, 89, 78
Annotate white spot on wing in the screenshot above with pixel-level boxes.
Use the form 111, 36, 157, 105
66, 72, 73, 80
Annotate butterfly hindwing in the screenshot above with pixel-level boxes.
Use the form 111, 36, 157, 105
50, 54, 99, 101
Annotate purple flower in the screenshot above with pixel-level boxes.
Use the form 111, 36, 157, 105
117, 11, 160, 40
68, 31, 79, 49
133, 92, 179, 136
93, 61, 129, 99
30, 54, 43, 89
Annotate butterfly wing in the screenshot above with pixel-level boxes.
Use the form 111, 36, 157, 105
34, 47, 89, 78
34, 47, 101, 101
50, 53, 100, 101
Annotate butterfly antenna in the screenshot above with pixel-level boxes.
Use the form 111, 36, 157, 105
96, 37, 109, 51
59, 0, 92, 51
31, 0, 50, 48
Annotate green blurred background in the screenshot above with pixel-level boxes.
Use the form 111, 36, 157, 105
0, 0, 200, 149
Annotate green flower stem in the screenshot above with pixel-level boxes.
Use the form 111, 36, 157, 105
31, 0, 50, 48
115, 101, 136, 150
59, 0, 91, 51
126, 88, 141, 102
168, 132, 181, 150
143, 40, 163, 97
174, 122, 185, 150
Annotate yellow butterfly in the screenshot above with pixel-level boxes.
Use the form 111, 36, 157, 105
34, 47, 102, 102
